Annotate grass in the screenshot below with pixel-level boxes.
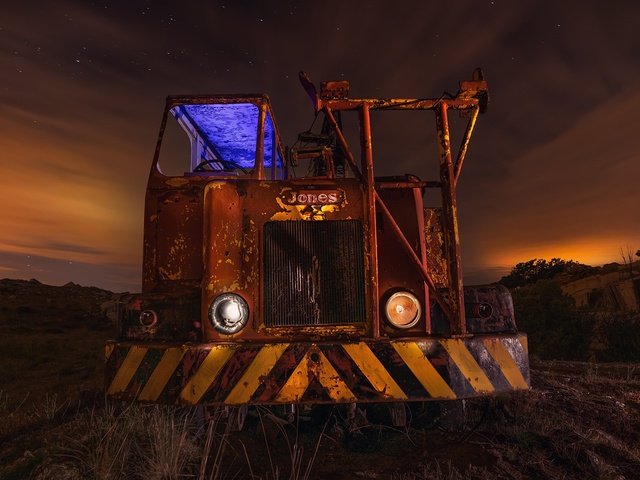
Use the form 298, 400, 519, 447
0, 326, 108, 400
1, 366, 639, 479
2, 279, 639, 479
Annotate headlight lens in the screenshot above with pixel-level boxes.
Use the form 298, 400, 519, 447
209, 293, 249, 334
385, 291, 421, 329
139, 310, 157, 327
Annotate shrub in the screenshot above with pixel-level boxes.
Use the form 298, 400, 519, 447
512, 280, 593, 360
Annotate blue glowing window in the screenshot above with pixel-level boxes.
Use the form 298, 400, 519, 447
172, 103, 282, 171
264, 110, 283, 171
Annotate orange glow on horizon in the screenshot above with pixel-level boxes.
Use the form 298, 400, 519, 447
486, 237, 635, 269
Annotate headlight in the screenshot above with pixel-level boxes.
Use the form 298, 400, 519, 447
209, 293, 249, 334
384, 291, 421, 329
139, 310, 158, 327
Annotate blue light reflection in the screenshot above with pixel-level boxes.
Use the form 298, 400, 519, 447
174, 103, 282, 170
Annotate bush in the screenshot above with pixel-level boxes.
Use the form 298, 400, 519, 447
593, 312, 640, 363
512, 280, 593, 361
500, 258, 596, 289
512, 279, 640, 362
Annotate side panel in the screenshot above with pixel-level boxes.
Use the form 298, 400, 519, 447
143, 183, 205, 291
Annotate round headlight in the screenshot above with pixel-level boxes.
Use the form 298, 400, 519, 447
139, 310, 157, 327
385, 291, 421, 329
209, 293, 249, 334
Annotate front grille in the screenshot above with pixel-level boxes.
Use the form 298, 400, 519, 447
263, 220, 366, 327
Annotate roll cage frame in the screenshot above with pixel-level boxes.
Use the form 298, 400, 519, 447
297, 70, 489, 336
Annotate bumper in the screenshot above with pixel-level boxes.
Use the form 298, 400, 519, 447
105, 334, 529, 405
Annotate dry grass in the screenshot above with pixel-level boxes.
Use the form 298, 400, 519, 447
468, 365, 640, 479
2, 278, 639, 479
2, 365, 640, 479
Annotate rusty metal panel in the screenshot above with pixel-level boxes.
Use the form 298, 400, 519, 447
155, 188, 203, 282
424, 208, 449, 287
464, 284, 517, 334
435, 103, 465, 334
142, 179, 207, 292
117, 292, 201, 342
200, 178, 370, 342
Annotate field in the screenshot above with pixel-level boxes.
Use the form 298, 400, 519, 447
1, 279, 639, 479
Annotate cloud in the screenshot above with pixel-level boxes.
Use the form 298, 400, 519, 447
462, 81, 640, 270
1, 0, 639, 289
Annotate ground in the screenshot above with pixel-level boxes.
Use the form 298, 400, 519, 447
0, 279, 639, 479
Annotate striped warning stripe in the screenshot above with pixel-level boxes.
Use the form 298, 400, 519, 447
440, 339, 494, 393
179, 345, 235, 404
105, 343, 115, 362
138, 347, 185, 401
483, 338, 528, 389
343, 342, 407, 400
105, 335, 529, 405
276, 349, 356, 402
107, 345, 147, 395
225, 344, 289, 404
392, 342, 456, 399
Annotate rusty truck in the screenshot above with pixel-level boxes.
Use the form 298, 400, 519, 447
105, 70, 529, 425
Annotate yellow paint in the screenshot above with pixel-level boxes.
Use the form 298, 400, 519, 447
440, 339, 494, 393
158, 267, 182, 281
225, 343, 289, 404
165, 177, 190, 187
519, 334, 528, 354
271, 196, 304, 220
483, 339, 529, 390
178, 345, 235, 404
138, 347, 186, 401
105, 343, 115, 361
276, 350, 356, 402
270, 193, 341, 221
392, 342, 456, 399
343, 343, 407, 399
107, 346, 148, 395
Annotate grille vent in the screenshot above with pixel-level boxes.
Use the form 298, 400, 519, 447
263, 220, 366, 327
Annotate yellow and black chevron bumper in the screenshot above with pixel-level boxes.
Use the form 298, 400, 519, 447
105, 334, 529, 405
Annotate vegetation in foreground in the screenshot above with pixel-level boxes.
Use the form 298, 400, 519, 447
1, 262, 639, 479
1, 361, 639, 479
499, 258, 640, 363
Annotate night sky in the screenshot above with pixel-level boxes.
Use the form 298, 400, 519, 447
1, 1, 638, 292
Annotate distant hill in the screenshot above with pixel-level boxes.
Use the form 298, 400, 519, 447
0, 278, 116, 328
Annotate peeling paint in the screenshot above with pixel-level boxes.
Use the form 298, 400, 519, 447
165, 177, 190, 187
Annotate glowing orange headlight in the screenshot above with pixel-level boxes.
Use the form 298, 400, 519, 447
385, 291, 421, 329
